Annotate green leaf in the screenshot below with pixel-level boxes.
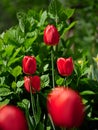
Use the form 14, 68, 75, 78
41, 74, 50, 88
0, 87, 13, 96
64, 8, 75, 19
46, 126, 51, 130
17, 80, 24, 88
0, 38, 3, 51
11, 81, 17, 90
48, 0, 61, 15
80, 90, 95, 100
80, 90, 95, 96
35, 96, 41, 126
24, 37, 37, 48
17, 99, 30, 110
11, 66, 22, 78
4, 45, 14, 57
61, 21, 77, 37
0, 99, 10, 106
48, 0, 74, 22
8, 56, 22, 66
17, 12, 26, 33
56, 77, 64, 86
48, 0, 62, 21
0, 77, 5, 85
89, 117, 98, 121
35, 122, 44, 130
3, 28, 16, 44
8, 47, 22, 66
43, 64, 49, 72
11, 47, 22, 59
38, 11, 47, 26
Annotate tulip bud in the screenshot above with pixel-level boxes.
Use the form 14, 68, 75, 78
47, 87, 85, 128
43, 25, 59, 46
24, 76, 40, 93
22, 56, 36, 75
57, 57, 74, 76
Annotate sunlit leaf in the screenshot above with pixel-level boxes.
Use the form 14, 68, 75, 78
41, 74, 50, 88
38, 11, 47, 26
0, 87, 13, 96
11, 66, 22, 78
17, 80, 24, 88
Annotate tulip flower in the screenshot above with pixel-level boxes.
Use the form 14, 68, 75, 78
0, 105, 28, 130
47, 87, 85, 128
22, 56, 36, 75
57, 57, 74, 76
24, 76, 40, 93
43, 25, 59, 46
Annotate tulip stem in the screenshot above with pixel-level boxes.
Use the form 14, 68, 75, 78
64, 77, 66, 86
30, 85, 37, 125
51, 47, 55, 88
48, 114, 56, 130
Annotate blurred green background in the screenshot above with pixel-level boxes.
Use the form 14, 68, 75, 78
0, 0, 98, 57
0, 0, 50, 32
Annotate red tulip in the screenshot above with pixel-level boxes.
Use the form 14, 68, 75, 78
47, 87, 85, 128
24, 76, 40, 93
43, 25, 59, 46
57, 57, 74, 76
22, 56, 36, 75
0, 105, 28, 130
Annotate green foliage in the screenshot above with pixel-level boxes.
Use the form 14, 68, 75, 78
0, 0, 98, 129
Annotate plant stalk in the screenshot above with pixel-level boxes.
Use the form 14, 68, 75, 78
48, 114, 56, 130
51, 47, 55, 88
30, 84, 37, 125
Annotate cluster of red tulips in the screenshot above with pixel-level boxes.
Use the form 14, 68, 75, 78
0, 25, 85, 130
22, 25, 85, 128
23, 56, 41, 93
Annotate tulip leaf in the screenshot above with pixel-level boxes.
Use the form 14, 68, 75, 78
3, 28, 16, 44
0, 99, 10, 106
38, 11, 47, 26
43, 64, 49, 72
56, 77, 64, 86
41, 74, 50, 88
11, 81, 17, 90
3, 45, 14, 57
17, 80, 24, 88
11, 66, 22, 78
24, 37, 37, 48
64, 8, 75, 19
8, 56, 22, 66
48, 0, 62, 17
11, 47, 22, 59
0, 87, 13, 96
17, 99, 30, 110
80, 90, 95, 95
48, 0, 75, 22
17, 12, 26, 33
61, 21, 77, 37
35, 122, 44, 130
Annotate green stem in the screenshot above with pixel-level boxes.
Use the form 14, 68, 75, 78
51, 47, 55, 88
30, 85, 37, 125
48, 114, 56, 130
64, 77, 66, 86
